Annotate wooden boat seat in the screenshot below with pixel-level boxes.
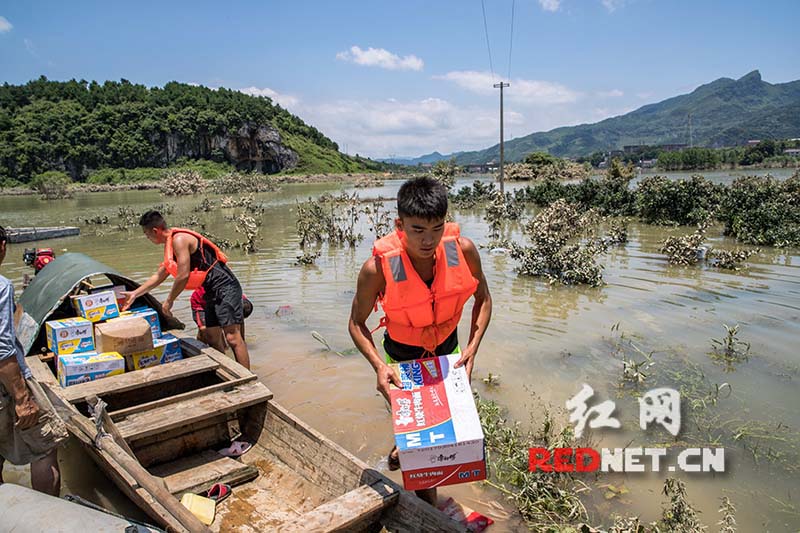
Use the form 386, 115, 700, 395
149, 449, 259, 496
114, 379, 272, 442
63, 355, 220, 403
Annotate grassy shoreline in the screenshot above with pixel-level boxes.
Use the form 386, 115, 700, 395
0, 171, 402, 197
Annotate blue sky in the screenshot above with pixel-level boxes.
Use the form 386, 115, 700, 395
1, 0, 798, 158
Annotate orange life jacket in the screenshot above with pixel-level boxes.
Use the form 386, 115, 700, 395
161, 228, 228, 291
373, 223, 478, 354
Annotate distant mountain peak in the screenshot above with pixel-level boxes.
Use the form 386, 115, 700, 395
447, 69, 800, 165
738, 70, 762, 82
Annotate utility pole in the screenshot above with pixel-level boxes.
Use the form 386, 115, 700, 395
494, 82, 510, 194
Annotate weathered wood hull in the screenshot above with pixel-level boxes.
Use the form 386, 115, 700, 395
28, 334, 464, 533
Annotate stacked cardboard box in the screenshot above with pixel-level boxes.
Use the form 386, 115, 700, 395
127, 333, 182, 370
46, 317, 94, 355
71, 291, 120, 322
47, 297, 183, 387
58, 352, 125, 387
90, 285, 128, 309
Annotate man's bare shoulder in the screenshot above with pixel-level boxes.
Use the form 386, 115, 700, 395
458, 236, 480, 258
172, 231, 195, 249
359, 255, 384, 280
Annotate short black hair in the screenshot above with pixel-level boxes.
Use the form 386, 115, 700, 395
139, 210, 167, 230
397, 177, 448, 220
0, 225, 6, 244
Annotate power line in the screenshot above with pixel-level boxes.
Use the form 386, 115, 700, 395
480, 0, 495, 80
507, 0, 515, 80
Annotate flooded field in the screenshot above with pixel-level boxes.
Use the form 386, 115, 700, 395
1, 169, 798, 531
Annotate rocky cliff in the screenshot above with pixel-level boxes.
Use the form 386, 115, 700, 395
155, 122, 299, 173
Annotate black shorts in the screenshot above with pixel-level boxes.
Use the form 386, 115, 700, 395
204, 280, 244, 328
193, 310, 206, 328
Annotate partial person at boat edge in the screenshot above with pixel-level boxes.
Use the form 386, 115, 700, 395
348, 176, 493, 506
122, 211, 251, 369
0, 224, 69, 496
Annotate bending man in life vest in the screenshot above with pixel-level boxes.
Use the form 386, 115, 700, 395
348, 177, 492, 506
122, 210, 251, 369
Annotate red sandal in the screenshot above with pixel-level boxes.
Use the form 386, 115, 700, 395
206, 483, 232, 504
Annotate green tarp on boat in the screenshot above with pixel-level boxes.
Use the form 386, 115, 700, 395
16, 252, 184, 356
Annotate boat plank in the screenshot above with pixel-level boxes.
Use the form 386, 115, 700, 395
110, 375, 256, 419
117, 380, 271, 442
133, 414, 233, 468
63, 356, 219, 403
150, 449, 258, 496
280, 479, 399, 532
175, 333, 255, 381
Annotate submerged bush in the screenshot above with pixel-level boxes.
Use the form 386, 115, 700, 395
583, 159, 637, 216
210, 172, 279, 194
429, 159, 457, 190
450, 180, 497, 208
720, 173, 800, 247
160, 170, 207, 196
509, 199, 608, 286
636, 175, 724, 225
31, 170, 73, 199
660, 222, 708, 265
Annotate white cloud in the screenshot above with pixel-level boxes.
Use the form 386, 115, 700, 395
301, 96, 525, 157
601, 0, 625, 11
0, 16, 12, 33
538, 0, 561, 12
239, 86, 300, 109
435, 70, 580, 105
335, 46, 423, 71
598, 89, 624, 97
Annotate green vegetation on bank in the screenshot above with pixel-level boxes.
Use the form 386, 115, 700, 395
0, 77, 389, 185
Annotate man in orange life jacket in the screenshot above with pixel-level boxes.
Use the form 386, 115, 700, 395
348, 177, 492, 506
122, 210, 251, 369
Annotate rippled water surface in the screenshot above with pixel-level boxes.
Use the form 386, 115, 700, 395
1, 170, 798, 531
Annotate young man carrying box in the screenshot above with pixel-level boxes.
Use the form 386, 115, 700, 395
348, 177, 492, 505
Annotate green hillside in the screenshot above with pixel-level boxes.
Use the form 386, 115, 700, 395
454, 70, 800, 164
0, 77, 378, 185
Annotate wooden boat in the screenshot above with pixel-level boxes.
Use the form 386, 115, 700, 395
6, 226, 80, 243
18, 253, 465, 533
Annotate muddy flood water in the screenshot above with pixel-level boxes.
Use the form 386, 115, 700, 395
1, 169, 798, 531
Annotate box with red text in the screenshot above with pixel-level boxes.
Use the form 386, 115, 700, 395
389, 353, 486, 491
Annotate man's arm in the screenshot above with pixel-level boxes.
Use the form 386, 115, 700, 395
348, 257, 401, 401
122, 266, 169, 310
0, 283, 39, 429
0, 358, 39, 429
454, 237, 492, 380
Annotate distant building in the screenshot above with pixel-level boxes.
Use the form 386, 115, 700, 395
746, 140, 761, 146
641, 159, 657, 168
658, 143, 689, 152
624, 145, 647, 154
784, 148, 800, 156
465, 164, 489, 173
